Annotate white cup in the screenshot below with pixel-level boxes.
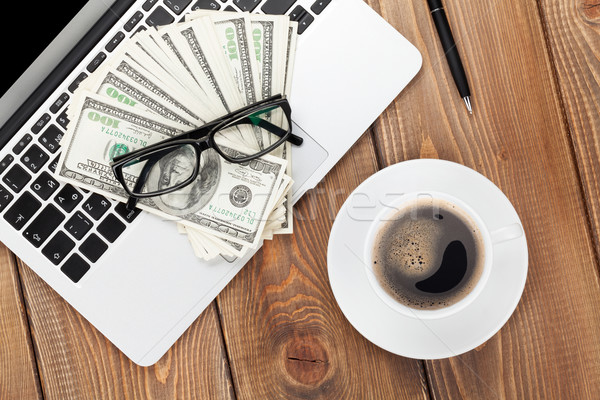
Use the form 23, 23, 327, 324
363, 191, 523, 320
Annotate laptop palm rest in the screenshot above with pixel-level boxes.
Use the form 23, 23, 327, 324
290, 121, 329, 200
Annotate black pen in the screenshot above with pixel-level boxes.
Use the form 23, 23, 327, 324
426, 0, 472, 114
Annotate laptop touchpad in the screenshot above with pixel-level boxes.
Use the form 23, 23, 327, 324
290, 121, 328, 199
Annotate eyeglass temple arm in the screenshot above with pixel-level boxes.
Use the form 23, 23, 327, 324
241, 117, 303, 146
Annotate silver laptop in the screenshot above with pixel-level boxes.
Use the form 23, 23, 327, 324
0, 0, 421, 365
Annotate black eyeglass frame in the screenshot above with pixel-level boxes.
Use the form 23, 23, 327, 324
110, 95, 301, 208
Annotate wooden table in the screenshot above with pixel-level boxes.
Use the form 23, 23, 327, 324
2, 0, 599, 398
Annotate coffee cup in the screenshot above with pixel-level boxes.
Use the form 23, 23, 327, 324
363, 191, 523, 320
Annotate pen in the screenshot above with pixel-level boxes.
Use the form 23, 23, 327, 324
426, 0, 472, 114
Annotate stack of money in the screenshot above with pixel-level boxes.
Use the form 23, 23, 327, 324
56, 11, 298, 260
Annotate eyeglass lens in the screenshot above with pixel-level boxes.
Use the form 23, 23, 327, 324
122, 143, 199, 196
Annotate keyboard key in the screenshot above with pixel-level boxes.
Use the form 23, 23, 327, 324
164, 0, 192, 14
31, 113, 51, 134
297, 16, 314, 34
0, 184, 14, 212
68, 72, 88, 93
115, 202, 142, 223
2, 165, 31, 193
146, 6, 174, 27
64, 211, 93, 240
289, 6, 314, 34
21, 144, 49, 173
23, 204, 65, 248
224, 5, 235, 11
30, 172, 59, 200
79, 233, 108, 263
311, 0, 331, 15
82, 193, 111, 220
61, 254, 90, 283
39, 124, 63, 154
3, 192, 40, 230
56, 111, 70, 130
54, 185, 84, 213
49, 92, 70, 114
42, 231, 75, 266
191, 0, 220, 11
262, 0, 295, 15
12, 134, 32, 155
233, 0, 260, 12
105, 31, 126, 52
289, 6, 304, 20
87, 52, 107, 73
124, 11, 144, 31
48, 155, 60, 174
143, 0, 159, 11
0, 154, 14, 175
97, 214, 126, 243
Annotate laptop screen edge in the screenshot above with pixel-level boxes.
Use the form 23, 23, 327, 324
0, 0, 119, 129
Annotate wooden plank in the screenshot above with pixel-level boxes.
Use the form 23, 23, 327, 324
217, 133, 429, 400
16, 260, 234, 400
0, 244, 42, 400
367, 0, 600, 398
538, 0, 600, 254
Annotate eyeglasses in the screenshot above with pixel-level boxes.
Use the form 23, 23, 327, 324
110, 95, 302, 210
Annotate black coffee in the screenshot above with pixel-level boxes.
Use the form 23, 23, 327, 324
371, 198, 485, 310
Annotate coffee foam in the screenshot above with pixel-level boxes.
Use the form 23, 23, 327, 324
371, 198, 485, 310
377, 218, 440, 277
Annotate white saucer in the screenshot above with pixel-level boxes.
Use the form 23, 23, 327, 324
327, 159, 528, 359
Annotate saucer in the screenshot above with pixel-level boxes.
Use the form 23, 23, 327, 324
327, 159, 528, 359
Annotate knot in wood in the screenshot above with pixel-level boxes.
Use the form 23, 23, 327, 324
284, 336, 329, 385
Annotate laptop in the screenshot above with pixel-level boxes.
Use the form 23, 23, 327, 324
0, 0, 421, 365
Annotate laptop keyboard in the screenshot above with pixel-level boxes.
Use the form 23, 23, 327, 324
0, 0, 331, 284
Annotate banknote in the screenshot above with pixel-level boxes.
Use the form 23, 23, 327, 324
250, 15, 288, 148
208, 14, 260, 105
284, 23, 298, 98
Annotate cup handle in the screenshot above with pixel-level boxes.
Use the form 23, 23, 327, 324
490, 223, 524, 245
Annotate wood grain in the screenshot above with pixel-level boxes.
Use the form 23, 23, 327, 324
16, 260, 234, 400
217, 133, 429, 400
0, 244, 41, 400
368, 0, 600, 398
538, 0, 600, 256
